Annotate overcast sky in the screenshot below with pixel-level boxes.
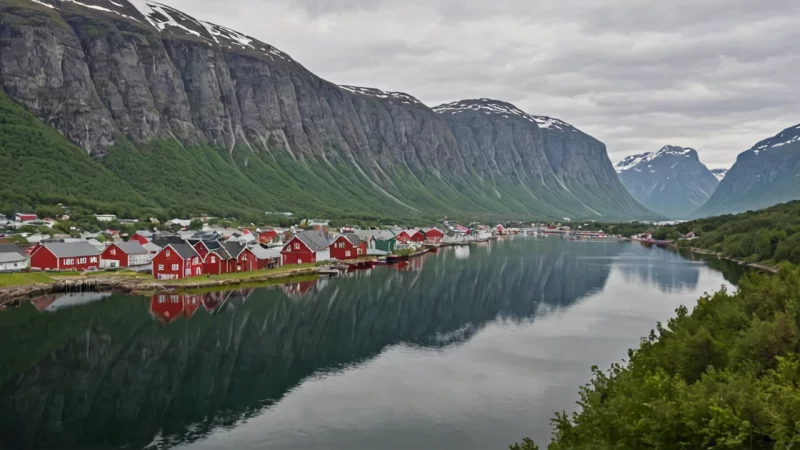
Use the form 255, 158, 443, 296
170, 0, 799, 169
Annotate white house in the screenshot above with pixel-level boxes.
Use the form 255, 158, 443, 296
0, 244, 29, 272
95, 214, 117, 223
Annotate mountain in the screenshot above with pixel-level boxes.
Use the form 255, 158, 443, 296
692, 124, 800, 218
0, 0, 657, 221
432, 99, 652, 218
614, 146, 719, 218
710, 168, 729, 182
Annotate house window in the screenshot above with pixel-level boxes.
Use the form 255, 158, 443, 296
172, 264, 179, 271
294, 243, 300, 250
345, 251, 351, 258
166, 250, 171, 257
78, 257, 87, 264
193, 258, 198, 264
158, 265, 164, 271
211, 256, 216, 263
90, 257, 97, 263
64, 258, 74, 266
110, 249, 116, 256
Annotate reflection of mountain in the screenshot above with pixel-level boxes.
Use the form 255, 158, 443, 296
0, 239, 624, 450
617, 247, 701, 293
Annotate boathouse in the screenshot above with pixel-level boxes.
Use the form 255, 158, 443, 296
397, 229, 425, 244
423, 227, 445, 244
30, 242, 101, 271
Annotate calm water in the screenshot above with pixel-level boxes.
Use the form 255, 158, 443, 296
0, 239, 743, 450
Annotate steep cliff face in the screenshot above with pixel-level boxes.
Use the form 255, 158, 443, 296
693, 124, 800, 218
615, 146, 719, 218
434, 99, 655, 218
0, 0, 658, 220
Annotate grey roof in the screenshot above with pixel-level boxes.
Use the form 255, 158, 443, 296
354, 230, 381, 241
114, 242, 149, 255
340, 233, 363, 246
42, 242, 100, 258
247, 245, 282, 260
0, 244, 25, 256
294, 230, 332, 252
222, 241, 247, 259
166, 243, 199, 260
0, 252, 28, 263
374, 230, 397, 241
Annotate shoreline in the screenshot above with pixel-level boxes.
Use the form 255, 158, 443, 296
0, 266, 320, 308
681, 246, 779, 274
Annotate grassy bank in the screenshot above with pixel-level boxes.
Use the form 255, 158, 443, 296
0, 273, 55, 287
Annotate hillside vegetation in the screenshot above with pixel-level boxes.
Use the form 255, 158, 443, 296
518, 267, 800, 449
659, 201, 800, 266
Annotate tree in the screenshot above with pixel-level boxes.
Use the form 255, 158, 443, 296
189, 219, 203, 230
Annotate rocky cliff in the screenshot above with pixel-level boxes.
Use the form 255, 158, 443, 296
693, 123, 800, 218
0, 0, 657, 220
615, 146, 719, 218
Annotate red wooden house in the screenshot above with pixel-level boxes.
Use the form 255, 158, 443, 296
397, 229, 425, 244
183, 294, 201, 319
330, 233, 367, 260
281, 231, 332, 266
152, 243, 203, 280
258, 230, 279, 244
31, 242, 101, 271
100, 242, 150, 268
248, 245, 282, 269
423, 227, 445, 244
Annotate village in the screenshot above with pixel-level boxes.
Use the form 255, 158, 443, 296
0, 212, 548, 282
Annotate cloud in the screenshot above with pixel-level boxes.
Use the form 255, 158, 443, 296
167, 0, 800, 169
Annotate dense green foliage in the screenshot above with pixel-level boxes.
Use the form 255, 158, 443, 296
519, 267, 800, 449
0, 91, 152, 216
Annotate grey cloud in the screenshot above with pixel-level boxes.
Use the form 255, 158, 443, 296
168, 0, 800, 169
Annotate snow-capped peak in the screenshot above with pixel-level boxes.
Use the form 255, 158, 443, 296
614, 153, 651, 173
432, 99, 576, 132
25, 0, 294, 63
615, 146, 698, 173
710, 168, 728, 182
751, 123, 800, 155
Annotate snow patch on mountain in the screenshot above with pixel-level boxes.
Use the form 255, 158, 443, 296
615, 153, 651, 173
339, 85, 423, 106
711, 169, 728, 182
752, 124, 800, 155
432, 99, 576, 132
616, 146, 698, 173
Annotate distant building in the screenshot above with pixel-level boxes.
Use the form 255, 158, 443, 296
281, 230, 332, 265
330, 233, 367, 261
15, 213, 37, 222
0, 244, 29, 272
423, 228, 445, 243
101, 242, 151, 268
397, 229, 424, 244
95, 214, 117, 223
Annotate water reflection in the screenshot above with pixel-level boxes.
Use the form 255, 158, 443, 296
0, 239, 735, 450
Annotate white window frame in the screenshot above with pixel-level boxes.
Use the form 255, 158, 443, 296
172, 264, 179, 271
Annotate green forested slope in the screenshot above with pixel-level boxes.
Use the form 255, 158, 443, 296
519, 267, 800, 449
0, 91, 152, 216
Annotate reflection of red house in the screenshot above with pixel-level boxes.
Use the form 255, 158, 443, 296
330, 234, 367, 260
150, 294, 185, 324
423, 228, 445, 244
202, 292, 229, 313
152, 243, 202, 280
397, 229, 424, 244
281, 280, 317, 298
258, 230, 279, 244
183, 295, 201, 318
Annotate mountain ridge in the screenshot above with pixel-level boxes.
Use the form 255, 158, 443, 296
615, 145, 719, 218
692, 123, 800, 218
0, 0, 658, 221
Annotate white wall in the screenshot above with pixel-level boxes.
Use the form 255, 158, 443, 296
316, 249, 331, 262
129, 254, 152, 267
0, 259, 30, 272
